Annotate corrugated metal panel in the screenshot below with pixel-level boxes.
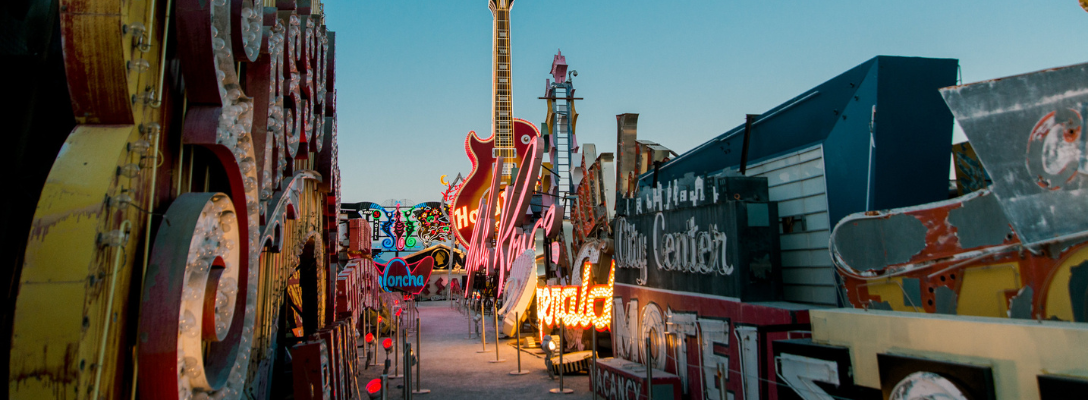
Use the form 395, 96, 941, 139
732, 145, 836, 305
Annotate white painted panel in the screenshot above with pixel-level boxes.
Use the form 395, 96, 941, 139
780, 198, 814, 217
782, 249, 833, 268
812, 249, 833, 267
782, 267, 837, 285
779, 231, 830, 250
780, 234, 808, 250
802, 176, 827, 196
803, 194, 829, 213
769, 181, 804, 200
809, 231, 830, 249
781, 250, 812, 267
783, 285, 838, 305
798, 148, 822, 163
742, 144, 835, 306
806, 212, 830, 231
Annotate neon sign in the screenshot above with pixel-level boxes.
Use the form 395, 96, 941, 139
462, 136, 561, 296
537, 261, 615, 331
375, 256, 434, 295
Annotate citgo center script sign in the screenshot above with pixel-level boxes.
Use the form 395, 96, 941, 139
612, 174, 780, 301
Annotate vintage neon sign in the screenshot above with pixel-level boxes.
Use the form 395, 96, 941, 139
537, 261, 615, 331
614, 176, 736, 287
451, 119, 542, 248
463, 136, 559, 297
375, 256, 434, 295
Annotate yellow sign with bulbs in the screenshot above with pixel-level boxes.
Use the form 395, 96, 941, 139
536, 261, 615, 331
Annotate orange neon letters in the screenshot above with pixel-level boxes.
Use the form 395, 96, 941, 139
537, 261, 615, 331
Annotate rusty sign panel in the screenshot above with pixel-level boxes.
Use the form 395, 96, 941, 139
613, 174, 780, 301
941, 63, 1088, 245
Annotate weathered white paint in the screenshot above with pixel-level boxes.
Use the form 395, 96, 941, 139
733, 145, 835, 305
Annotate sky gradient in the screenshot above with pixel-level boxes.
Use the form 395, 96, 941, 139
324, 0, 1088, 204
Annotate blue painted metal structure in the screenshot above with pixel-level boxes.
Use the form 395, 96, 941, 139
650, 56, 959, 227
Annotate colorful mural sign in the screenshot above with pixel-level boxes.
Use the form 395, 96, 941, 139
357, 201, 452, 264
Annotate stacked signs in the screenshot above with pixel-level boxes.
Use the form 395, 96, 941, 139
602, 174, 814, 400
335, 264, 362, 325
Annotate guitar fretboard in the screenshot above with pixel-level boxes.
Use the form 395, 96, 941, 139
490, 0, 515, 166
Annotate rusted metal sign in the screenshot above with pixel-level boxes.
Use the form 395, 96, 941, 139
941, 63, 1088, 246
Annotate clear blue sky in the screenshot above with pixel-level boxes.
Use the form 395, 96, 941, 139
324, 0, 1088, 203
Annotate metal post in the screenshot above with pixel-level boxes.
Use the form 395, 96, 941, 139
381, 373, 388, 400
591, 326, 597, 396
559, 323, 565, 390
403, 329, 410, 400
465, 301, 473, 339
372, 311, 381, 366
490, 301, 505, 363
739, 114, 757, 175
645, 337, 653, 400
477, 299, 489, 353
550, 321, 573, 394
391, 312, 402, 379
510, 311, 529, 375
413, 317, 430, 394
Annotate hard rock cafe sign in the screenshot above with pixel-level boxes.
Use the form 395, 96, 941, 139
462, 135, 558, 297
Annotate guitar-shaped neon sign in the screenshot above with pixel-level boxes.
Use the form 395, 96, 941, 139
451, 0, 540, 247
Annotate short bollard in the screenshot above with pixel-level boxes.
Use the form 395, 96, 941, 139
476, 300, 490, 353
371, 314, 382, 367
591, 324, 598, 394
403, 333, 411, 400
412, 318, 430, 394
391, 314, 403, 379
509, 311, 530, 375
465, 299, 473, 339
550, 321, 573, 394
489, 302, 505, 363
381, 373, 388, 400
645, 337, 653, 400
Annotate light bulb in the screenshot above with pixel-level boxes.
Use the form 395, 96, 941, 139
109, 193, 134, 208
127, 59, 150, 72
128, 139, 152, 154
118, 164, 141, 178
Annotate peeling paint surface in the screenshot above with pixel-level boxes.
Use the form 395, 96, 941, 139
834, 213, 927, 271
947, 190, 1012, 249
941, 62, 1088, 245
10, 125, 134, 398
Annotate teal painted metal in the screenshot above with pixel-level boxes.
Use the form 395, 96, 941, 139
648, 56, 959, 227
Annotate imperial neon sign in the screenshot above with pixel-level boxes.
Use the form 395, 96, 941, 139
537, 261, 615, 331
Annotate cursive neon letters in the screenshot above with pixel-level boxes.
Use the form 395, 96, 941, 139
537, 261, 615, 331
